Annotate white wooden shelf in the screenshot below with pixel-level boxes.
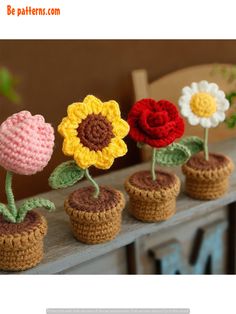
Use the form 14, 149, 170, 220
1, 138, 236, 274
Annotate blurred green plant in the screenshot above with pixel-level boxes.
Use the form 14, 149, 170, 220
0, 67, 21, 104
211, 64, 236, 83
211, 64, 236, 128
225, 92, 236, 128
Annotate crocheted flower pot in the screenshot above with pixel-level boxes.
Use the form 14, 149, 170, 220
182, 152, 234, 200
64, 186, 125, 244
0, 211, 47, 272
125, 170, 181, 222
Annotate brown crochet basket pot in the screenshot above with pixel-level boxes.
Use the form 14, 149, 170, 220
125, 170, 181, 222
0, 211, 47, 272
182, 152, 234, 200
64, 186, 125, 244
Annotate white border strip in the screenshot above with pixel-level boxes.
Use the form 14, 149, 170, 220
47, 309, 190, 314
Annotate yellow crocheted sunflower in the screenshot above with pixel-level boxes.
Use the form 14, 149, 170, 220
58, 95, 130, 170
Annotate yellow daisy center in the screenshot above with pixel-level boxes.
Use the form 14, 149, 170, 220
190, 92, 217, 117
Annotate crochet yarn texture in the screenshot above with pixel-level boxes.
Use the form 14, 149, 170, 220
64, 186, 125, 244
0, 111, 54, 175
58, 95, 129, 170
179, 81, 230, 128
0, 211, 47, 271
128, 98, 184, 148
182, 152, 234, 200
125, 171, 180, 222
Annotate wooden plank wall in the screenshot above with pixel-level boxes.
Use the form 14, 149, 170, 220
1, 41, 236, 200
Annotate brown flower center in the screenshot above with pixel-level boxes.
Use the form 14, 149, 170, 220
77, 113, 114, 151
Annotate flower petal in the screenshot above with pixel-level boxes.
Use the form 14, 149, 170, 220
83, 95, 103, 114
178, 95, 191, 108
101, 100, 121, 122
198, 80, 209, 92
208, 82, 219, 96
58, 117, 78, 138
0, 111, 32, 131
107, 137, 128, 158
74, 146, 97, 169
67, 103, 88, 122
182, 86, 193, 96
62, 136, 80, 156
180, 103, 191, 116
190, 82, 199, 93
213, 111, 226, 122
200, 117, 212, 128
210, 116, 220, 127
94, 150, 114, 170
112, 118, 130, 138
215, 90, 225, 99
188, 113, 200, 126
217, 98, 229, 111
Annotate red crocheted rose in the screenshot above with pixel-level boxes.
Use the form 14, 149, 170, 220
128, 98, 185, 148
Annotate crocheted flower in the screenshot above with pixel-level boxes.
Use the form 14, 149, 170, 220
58, 95, 129, 169
178, 80, 230, 128
128, 98, 185, 148
0, 111, 55, 175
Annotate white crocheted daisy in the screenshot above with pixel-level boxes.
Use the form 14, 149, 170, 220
178, 80, 230, 128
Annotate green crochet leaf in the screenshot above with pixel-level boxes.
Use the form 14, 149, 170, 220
0, 203, 16, 223
155, 143, 191, 166
49, 160, 85, 189
17, 198, 55, 223
179, 136, 204, 155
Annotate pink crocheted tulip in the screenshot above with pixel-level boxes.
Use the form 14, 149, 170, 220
0, 111, 55, 175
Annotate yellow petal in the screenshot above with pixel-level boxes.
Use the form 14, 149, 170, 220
83, 95, 103, 115
58, 117, 78, 138
74, 146, 97, 169
67, 103, 88, 122
62, 137, 80, 156
101, 100, 121, 122
107, 137, 128, 158
112, 118, 130, 138
94, 150, 114, 170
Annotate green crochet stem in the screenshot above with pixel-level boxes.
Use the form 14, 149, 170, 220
151, 148, 157, 181
85, 168, 100, 198
0, 171, 55, 224
5, 171, 17, 218
204, 128, 209, 161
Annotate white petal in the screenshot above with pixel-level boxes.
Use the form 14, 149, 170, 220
200, 118, 212, 128
198, 80, 209, 92
181, 105, 191, 116
208, 82, 219, 96
188, 114, 200, 126
210, 116, 220, 127
181, 108, 188, 117
213, 111, 226, 122
190, 82, 199, 93
182, 86, 193, 96
215, 90, 225, 99
178, 95, 191, 107
217, 99, 229, 111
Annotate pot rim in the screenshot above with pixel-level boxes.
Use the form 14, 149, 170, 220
0, 211, 47, 250
125, 170, 181, 201
64, 187, 125, 223
182, 153, 234, 181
